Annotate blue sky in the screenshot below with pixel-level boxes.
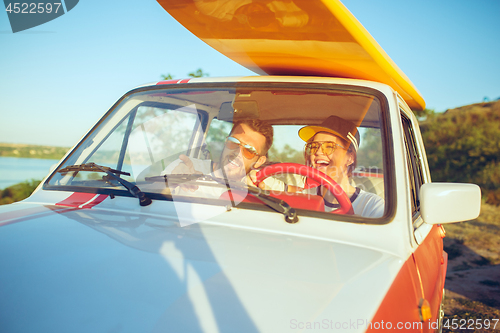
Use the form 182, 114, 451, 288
1, 0, 499, 147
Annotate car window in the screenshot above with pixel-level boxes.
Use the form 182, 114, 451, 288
47, 83, 389, 222
401, 113, 424, 218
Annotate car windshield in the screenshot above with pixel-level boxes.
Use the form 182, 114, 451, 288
47, 82, 390, 222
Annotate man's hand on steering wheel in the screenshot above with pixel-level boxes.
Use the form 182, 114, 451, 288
247, 169, 270, 190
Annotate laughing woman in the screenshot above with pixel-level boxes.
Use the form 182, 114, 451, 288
250, 115, 384, 218
298, 116, 384, 218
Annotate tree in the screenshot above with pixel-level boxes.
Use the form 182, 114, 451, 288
268, 144, 303, 164
161, 68, 209, 80
0, 179, 41, 205
188, 69, 209, 78
413, 108, 435, 120
161, 73, 174, 80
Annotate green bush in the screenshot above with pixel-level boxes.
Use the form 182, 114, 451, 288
0, 179, 41, 205
419, 101, 500, 205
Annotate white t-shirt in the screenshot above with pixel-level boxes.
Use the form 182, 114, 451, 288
273, 177, 385, 218
312, 187, 385, 218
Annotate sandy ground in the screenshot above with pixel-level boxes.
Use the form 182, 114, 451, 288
442, 238, 500, 332
445, 265, 500, 308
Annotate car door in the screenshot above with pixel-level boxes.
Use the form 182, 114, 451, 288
401, 110, 446, 328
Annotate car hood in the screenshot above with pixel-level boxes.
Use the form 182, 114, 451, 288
0, 202, 402, 333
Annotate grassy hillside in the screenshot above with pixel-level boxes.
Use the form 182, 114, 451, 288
0, 143, 69, 160
419, 100, 500, 329
420, 100, 500, 205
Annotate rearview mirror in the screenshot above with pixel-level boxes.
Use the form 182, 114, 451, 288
420, 183, 481, 224
219, 101, 260, 121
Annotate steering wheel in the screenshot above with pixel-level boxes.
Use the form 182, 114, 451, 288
254, 163, 353, 215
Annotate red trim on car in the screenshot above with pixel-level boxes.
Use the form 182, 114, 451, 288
56, 192, 108, 208
368, 225, 446, 332
366, 258, 423, 332
156, 79, 191, 85
412, 225, 446, 325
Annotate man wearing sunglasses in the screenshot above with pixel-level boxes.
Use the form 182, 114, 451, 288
219, 119, 272, 182
165, 119, 275, 192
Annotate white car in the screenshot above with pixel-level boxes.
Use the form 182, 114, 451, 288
0, 76, 480, 332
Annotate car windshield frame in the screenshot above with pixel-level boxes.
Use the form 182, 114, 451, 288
44, 81, 395, 225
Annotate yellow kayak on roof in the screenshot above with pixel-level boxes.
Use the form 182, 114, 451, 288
157, 0, 425, 110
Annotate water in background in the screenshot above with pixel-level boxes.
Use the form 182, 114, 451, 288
0, 157, 61, 189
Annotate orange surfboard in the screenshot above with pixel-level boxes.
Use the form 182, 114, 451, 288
157, 0, 425, 110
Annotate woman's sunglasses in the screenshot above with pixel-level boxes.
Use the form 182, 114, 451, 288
305, 141, 345, 155
225, 136, 260, 159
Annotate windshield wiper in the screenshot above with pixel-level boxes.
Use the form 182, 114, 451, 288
227, 181, 298, 224
145, 174, 226, 187
58, 162, 152, 206
146, 174, 298, 223
58, 163, 130, 176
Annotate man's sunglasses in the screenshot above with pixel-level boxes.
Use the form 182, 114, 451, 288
225, 136, 260, 159
305, 141, 345, 155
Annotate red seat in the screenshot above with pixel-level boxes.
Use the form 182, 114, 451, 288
220, 190, 325, 211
